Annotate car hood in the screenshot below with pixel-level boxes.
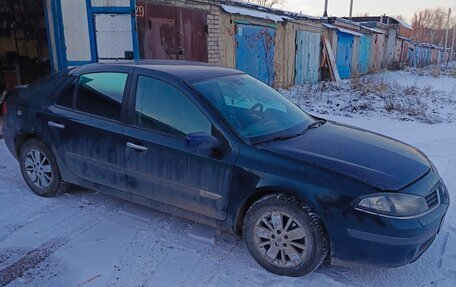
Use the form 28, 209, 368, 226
259, 121, 430, 191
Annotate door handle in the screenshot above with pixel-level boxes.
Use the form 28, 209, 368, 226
127, 142, 148, 152
48, 121, 65, 129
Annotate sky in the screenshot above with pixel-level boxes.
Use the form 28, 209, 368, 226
281, 0, 455, 22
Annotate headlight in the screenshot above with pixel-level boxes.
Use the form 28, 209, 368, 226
355, 193, 429, 218
430, 162, 441, 177
439, 185, 450, 202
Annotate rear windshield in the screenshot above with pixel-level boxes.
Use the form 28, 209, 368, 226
29, 68, 76, 87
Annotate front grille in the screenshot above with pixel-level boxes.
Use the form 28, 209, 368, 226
425, 189, 439, 209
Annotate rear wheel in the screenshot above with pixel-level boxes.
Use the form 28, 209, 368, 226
19, 139, 68, 197
243, 194, 328, 277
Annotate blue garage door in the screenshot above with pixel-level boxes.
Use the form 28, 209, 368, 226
295, 31, 321, 84
336, 32, 354, 79
358, 35, 371, 75
236, 24, 275, 86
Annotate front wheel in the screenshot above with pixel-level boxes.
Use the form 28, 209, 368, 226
19, 139, 68, 197
243, 194, 328, 277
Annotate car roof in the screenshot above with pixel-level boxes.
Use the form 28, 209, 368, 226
71, 60, 244, 82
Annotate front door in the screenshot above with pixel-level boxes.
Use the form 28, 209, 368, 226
123, 74, 234, 220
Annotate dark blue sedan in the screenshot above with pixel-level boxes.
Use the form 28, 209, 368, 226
1, 61, 449, 276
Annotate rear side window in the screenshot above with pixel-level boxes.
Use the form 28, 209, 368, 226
75, 72, 128, 121
135, 76, 211, 137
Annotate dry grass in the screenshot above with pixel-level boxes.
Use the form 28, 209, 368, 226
431, 67, 441, 78
282, 72, 455, 124
350, 76, 389, 96
447, 67, 456, 79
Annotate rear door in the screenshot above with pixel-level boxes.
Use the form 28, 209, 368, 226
123, 73, 236, 220
43, 67, 132, 189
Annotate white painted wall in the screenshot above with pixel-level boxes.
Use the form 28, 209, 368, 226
91, 0, 130, 7
95, 14, 133, 60
61, 0, 92, 62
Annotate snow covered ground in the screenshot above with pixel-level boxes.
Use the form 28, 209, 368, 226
0, 69, 455, 286
282, 65, 456, 124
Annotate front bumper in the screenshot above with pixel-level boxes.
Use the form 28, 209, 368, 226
328, 176, 449, 267
332, 203, 448, 267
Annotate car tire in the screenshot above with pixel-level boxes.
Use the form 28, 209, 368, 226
243, 194, 328, 277
19, 139, 68, 197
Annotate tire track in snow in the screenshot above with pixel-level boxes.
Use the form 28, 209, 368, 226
0, 192, 126, 285
0, 238, 66, 287
0, 204, 84, 270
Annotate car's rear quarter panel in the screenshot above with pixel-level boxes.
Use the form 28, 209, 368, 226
3, 74, 70, 158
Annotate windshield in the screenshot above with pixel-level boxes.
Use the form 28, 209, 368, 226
192, 74, 315, 144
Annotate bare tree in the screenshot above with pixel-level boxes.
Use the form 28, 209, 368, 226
419, 9, 434, 41
244, 0, 285, 8
409, 8, 452, 45
430, 8, 447, 43
396, 14, 415, 39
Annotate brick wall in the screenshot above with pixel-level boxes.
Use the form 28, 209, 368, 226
207, 4, 221, 64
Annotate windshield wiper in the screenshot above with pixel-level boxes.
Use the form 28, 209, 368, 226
269, 133, 304, 142
255, 120, 326, 145
307, 119, 325, 130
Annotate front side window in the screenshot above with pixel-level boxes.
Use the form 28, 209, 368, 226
192, 74, 315, 144
135, 76, 211, 137
75, 72, 128, 121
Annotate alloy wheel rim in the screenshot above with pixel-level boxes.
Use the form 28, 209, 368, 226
253, 211, 310, 268
24, 149, 53, 189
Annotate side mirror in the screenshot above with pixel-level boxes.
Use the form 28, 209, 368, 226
186, 132, 219, 150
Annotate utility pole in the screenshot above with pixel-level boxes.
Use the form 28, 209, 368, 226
452, 24, 456, 62
323, 0, 328, 17
349, 0, 354, 19
445, 8, 451, 49
445, 8, 451, 65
